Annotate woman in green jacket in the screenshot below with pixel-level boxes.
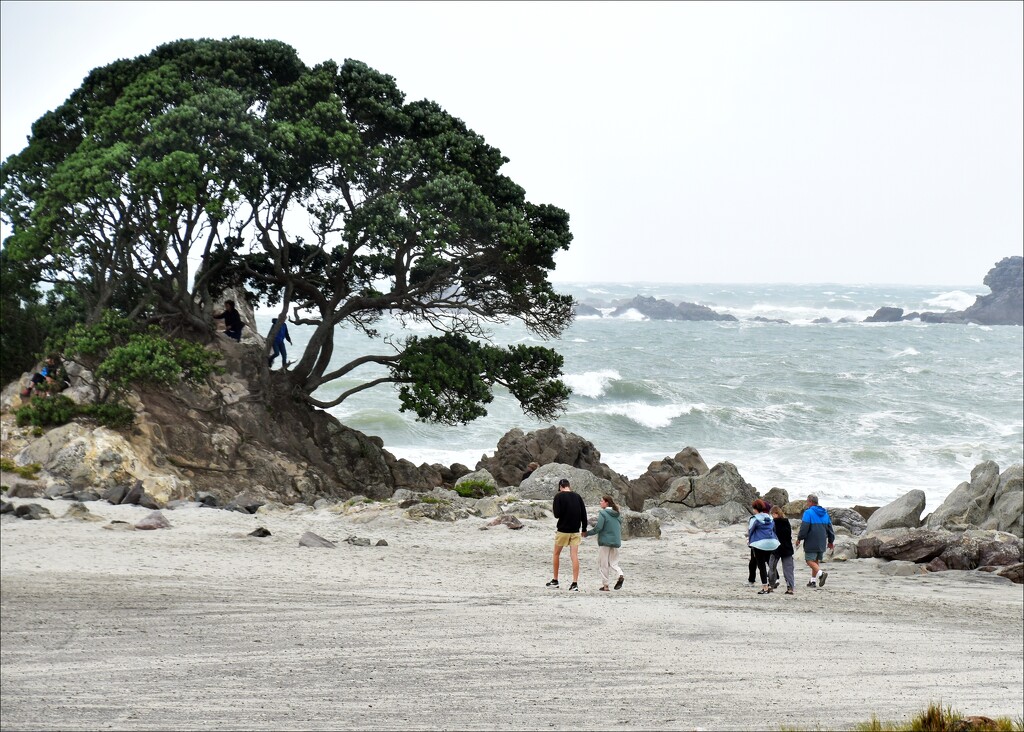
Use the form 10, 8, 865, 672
585, 495, 625, 591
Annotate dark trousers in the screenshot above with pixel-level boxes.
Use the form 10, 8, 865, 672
748, 548, 757, 583
752, 548, 773, 585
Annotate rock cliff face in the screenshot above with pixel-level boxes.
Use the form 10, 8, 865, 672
959, 256, 1024, 325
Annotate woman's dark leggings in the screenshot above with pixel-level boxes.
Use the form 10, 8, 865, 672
748, 549, 757, 583
752, 548, 773, 585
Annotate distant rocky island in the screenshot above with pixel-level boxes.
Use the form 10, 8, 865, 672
573, 256, 1024, 326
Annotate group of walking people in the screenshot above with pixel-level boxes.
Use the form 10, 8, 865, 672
541, 475, 836, 596
747, 493, 835, 595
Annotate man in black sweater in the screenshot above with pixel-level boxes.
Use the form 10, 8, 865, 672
547, 478, 588, 591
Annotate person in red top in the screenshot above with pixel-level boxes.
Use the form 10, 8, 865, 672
546, 478, 588, 591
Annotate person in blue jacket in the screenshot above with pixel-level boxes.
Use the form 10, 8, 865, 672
268, 317, 293, 369
747, 498, 780, 595
794, 494, 835, 588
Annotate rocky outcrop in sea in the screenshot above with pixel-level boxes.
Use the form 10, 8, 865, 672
865, 256, 1023, 325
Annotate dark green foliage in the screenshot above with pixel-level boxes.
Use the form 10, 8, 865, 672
14, 395, 135, 429
395, 333, 569, 424
453, 479, 496, 499
2, 38, 574, 424
14, 395, 78, 427
57, 312, 221, 392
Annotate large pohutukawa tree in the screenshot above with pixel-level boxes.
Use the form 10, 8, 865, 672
1, 37, 574, 424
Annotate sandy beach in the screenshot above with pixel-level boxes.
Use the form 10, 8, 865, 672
1, 497, 1022, 731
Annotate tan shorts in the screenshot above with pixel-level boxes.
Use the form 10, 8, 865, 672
554, 531, 581, 548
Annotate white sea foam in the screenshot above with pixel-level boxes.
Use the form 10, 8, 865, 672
562, 369, 621, 398
583, 401, 699, 429
890, 347, 920, 358
925, 290, 978, 311
614, 308, 647, 321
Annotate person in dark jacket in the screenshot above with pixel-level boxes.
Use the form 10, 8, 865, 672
767, 505, 796, 595
583, 495, 624, 591
794, 494, 835, 588
547, 478, 588, 592
213, 300, 244, 342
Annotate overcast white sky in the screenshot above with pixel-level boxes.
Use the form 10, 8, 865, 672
1, 1, 1021, 285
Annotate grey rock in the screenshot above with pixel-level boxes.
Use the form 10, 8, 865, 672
626, 447, 708, 511
762, 487, 789, 509
135, 510, 171, 530
865, 490, 926, 532
980, 464, 1023, 537
298, 531, 336, 548
72, 490, 102, 503
345, 536, 372, 546
487, 514, 524, 530
404, 501, 469, 522
925, 461, 1003, 532
502, 502, 550, 521
375, 539, 389, 546
687, 462, 757, 508
248, 527, 272, 537
63, 502, 102, 522
121, 481, 144, 506
103, 484, 130, 505
103, 520, 135, 531
473, 496, 505, 518
518, 463, 623, 506
7, 482, 44, 498
620, 510, 661, 539
15, 503, 52, 520
864, 306, 904, 323
0, 499, 13, 514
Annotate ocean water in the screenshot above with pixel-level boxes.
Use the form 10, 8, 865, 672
254, 283, 1024, 511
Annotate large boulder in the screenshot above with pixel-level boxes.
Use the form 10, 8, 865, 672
687, 462, 757, 508
980, 464, 1023, 537
926, 462, 1022, 536
475, 426, 628, 493
828, 507, 868, 536
865, 490, 927, 532
625, 447, 709, 511
517, 463, 623, 506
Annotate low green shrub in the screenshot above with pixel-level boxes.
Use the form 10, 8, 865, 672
14, 395, 135, 430
14, 394, 78, 427
453, 479, 497, 499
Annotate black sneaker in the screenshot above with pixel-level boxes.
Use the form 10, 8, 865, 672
567, 582, 579, 592
818, 571, 829, 588
807, 580, 817, 587
545, 578, 559, 588
614, 575, 624, 590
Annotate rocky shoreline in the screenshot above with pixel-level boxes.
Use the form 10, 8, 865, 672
573, 256, 1023, 325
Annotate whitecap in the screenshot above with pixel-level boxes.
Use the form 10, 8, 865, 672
586, 401, 700, 430
562, 369, 621, 398
924, 290, 978, 311
889, 347, 920, 358
613, 308, 648, 321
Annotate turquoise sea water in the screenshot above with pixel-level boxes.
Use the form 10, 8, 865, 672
254, 282, 1024, 511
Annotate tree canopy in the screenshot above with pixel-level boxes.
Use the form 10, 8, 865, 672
0, 37, 574, 423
